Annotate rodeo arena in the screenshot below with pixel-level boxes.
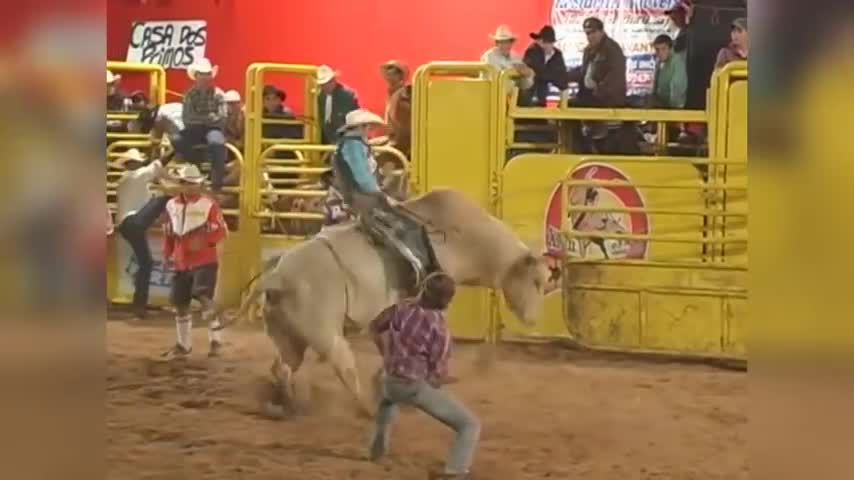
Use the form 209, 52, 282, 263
105, 1, 747, 479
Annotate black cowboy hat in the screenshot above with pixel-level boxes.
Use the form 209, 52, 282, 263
530, 25, 557, 43
262, 84, 286, 102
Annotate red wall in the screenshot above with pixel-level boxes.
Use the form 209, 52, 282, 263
107, 0, 550, 114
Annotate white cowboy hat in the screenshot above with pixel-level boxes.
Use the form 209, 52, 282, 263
344, 109, 385, 129
489, 25, 517, 41
316, 65, 338, 85
223, 89, 241, 102
173, 164, 206, 184
112, 148, 146, 168
187, 58, 219, 80
106, 70, 121, 84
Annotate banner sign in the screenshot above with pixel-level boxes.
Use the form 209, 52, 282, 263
552, 0, 679, 95
126, 20, 207, 69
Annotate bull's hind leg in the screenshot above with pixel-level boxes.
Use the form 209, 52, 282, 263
329, 334, 375, 418
269, 332, 307, 409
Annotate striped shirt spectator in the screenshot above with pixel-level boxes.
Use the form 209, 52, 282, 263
182, 85, 227, 128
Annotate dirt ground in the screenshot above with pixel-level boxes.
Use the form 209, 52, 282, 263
106, 314, 747, 480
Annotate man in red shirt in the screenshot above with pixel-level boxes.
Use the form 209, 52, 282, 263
161, 164, 228, 358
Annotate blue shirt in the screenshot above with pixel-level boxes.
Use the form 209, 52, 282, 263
337, 132, 380, 193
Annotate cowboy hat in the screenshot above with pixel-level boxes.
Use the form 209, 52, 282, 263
344, 109, 385, 129
112, 148, 146, 168
187, 58, 219, 80
380, 60, 408, 77
106, 70, 121, 84
223, 89, 241, 102
173, 163, 206, 183
664, 0, 693, 15
489, 25, 517, 41
530, 25, 557, 42
316, 65, 338, 85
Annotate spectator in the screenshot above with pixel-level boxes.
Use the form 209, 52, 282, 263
106, 70, 127, 112
652, 34, 688, 109
112, 148, 177, 320
665, 0, 695, 54
161, 164, 228, 359
380, 60, 413, 158
523, 25, 569, 106
175, 57, 228, 193
715, 17, 749, 69
480, 25, 535, 98
129, 90, 148, 111
316, 65, 360, 144
130, 101, 184, 157
262, 85, 302, 140
223, 89, 244, 150
567, 17, 627, 139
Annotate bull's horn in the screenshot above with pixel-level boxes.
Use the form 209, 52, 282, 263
520, 238, 544, 254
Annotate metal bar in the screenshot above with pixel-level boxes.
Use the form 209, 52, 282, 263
106, 113, 138, 121
511, 106, 707, 122
564, 258, 747, 270
563, 180, 747, 191
565, 230, 747, 244
266, 189, 326, 197
569, 283, 748, 298
576, 155, 745, 166
254, 211, 325, 220
566, 206, 747, 217
264, 166, 329, 174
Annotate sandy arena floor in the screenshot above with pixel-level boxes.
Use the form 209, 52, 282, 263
106, 314, 747, 480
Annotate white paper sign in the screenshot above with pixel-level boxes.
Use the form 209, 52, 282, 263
126, 20, 207, 70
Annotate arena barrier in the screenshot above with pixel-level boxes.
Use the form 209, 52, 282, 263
411, 62, 503, 339
411, 61, 747, 359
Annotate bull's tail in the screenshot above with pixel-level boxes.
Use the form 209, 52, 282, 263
216, 255, 281, 329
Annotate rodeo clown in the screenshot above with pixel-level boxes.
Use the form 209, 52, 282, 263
161, 164, 228, 359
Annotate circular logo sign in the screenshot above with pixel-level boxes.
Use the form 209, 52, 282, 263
544, 163, 649, 261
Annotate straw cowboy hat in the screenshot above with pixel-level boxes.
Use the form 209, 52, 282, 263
489, 25, 517, 41
112, 148, 146, 168
106, 70, 121, 84
223, 89, 241, 102
344, 109, 385, 129
316, 65, 339, 85
187, 58, 219, 80
380, 59, 409, 77
173, 163, 206, 184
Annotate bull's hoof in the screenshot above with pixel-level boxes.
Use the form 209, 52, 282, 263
261, 401, 289, 420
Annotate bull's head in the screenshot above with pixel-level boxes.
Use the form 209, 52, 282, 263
500, 252, 549, 325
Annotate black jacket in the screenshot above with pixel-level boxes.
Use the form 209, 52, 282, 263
523, 43, 569, 106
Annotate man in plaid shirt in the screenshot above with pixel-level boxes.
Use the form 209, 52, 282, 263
368, 273, 480, 480
174, 58, 228, 193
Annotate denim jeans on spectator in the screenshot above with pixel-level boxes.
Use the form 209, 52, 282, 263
369, 376, 480, 475
117, 196, 171, 314
175, 124, 227, 192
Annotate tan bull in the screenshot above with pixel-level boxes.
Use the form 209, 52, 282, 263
229, 188, 549, 416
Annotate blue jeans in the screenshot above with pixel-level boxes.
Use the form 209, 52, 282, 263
175, 125, 226, 192
117, 196, 171, 313
369, 376, 480, 475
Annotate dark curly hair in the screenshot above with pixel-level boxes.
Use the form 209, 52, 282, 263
418, 273, 456, 310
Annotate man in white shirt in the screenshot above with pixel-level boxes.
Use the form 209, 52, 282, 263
113, 148, 177, 319
480, 25, 535, 96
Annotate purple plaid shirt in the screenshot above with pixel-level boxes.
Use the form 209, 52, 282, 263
370, 300, 450, 384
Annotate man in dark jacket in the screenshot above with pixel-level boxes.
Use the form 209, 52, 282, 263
523, 26, 569, 106
567, 17, 627, 139
316, 65, 360, 144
